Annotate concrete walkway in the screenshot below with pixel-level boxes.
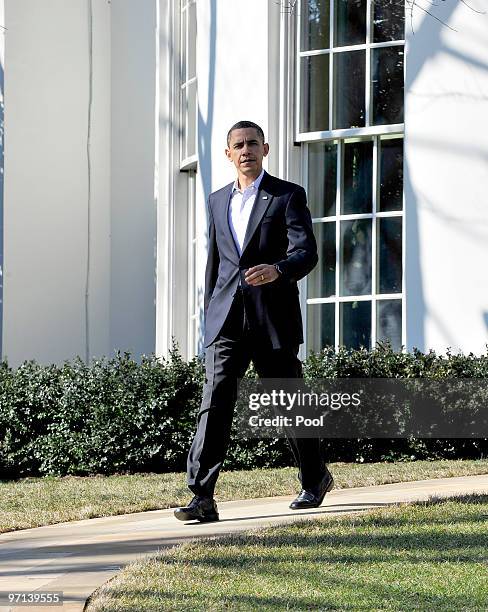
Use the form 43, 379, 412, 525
1, 474, 487, 612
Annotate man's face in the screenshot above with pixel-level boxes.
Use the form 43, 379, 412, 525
225, 128, 269, 178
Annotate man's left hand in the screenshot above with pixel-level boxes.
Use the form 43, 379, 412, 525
245, 264, 279, 286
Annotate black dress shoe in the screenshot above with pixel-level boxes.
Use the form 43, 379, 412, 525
289, 468, 334, 510
174, 495, 219, 522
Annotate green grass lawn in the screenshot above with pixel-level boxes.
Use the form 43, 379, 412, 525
86, 494, 488, 611
1, 459, 487, 534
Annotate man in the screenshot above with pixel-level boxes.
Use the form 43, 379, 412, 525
174, 121, 333, 523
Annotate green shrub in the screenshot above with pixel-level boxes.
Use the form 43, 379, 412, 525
0, 344, 487, 478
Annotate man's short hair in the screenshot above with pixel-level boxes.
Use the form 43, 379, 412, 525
227, 121, 265, 146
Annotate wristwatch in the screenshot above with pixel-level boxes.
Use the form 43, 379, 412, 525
274, 263, 283, 276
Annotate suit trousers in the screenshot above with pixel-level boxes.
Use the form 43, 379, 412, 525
187, 288, 324, 497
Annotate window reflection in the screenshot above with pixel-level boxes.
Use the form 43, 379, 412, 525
301, 0, 330, 51
377, 299, 402, 350
343, 140, 372, 214
379, 138, 403, 211
333, 51, 365, 129
373, 0, 405, 42
307, 303, 335, 351
372, 46, 404, 125
309, 222, 336, 298
308, 142, 337, 217
301, 55, 330, 132
378, 217, 402, 294
335, 0, 366, 47
341, 301, 371, 349
340, 219, 372, 296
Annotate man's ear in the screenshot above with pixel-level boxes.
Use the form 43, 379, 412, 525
225, 147, 232, 161
263, 143, 270, 157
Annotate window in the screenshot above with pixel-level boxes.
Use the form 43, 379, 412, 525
176, 0, 198, 357
187, 169, 199, 355
298, 0, 404, 137
298, 0, 404, 351
306, 135, 403, 351
180, 0, 197, 166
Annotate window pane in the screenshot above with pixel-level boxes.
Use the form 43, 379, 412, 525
340, 219, 372, 296
188, 1, 197, 80
333, 51, 365, 129
307, 303, 335, 351
185, 81, 197, 158
181, 8, 187, 84
372, 46, 404, 125
301, 55, 329, 132
340, 301, 371, 349
335, 0, 366, 47
301, 0, 330, 51
373, 0, 405, 42
309, 222, 336, 298
378, 217, 402, 293
377, 299, 402, 350
343, 140, 372, 214
308, 142, 337, 217
379, 138, 403, 211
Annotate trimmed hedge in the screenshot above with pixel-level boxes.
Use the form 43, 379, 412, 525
0, 345, 487, 478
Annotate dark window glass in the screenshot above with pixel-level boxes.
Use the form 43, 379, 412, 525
335, 0, 367, 47
301, 0, 330, 51
377, 299, 402, 350
333, 51, 365, 129
372, 46, 404, 125
343, 140, 372, 214
309, 222, 336, 298
340, 219, 372, 296
373, 0, 405, 42
341, 301, 371, 349
379, 138, 403, 211
301, 55, 329, 132
307, 302, 335, 351
308, 142, 337, 217
378, 217, 402, 293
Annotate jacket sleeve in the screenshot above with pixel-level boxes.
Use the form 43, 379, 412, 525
204, 198, 219, 318
275, 186, 318, 282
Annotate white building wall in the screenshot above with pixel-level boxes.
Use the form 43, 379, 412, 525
2, 0, 158, 367
405, 0, 488, 353
2, 0, 111, 366
197, 0, 275, 197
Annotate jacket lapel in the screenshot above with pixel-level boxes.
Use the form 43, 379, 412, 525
240, 172, 274, 256
211, 182, 238, 262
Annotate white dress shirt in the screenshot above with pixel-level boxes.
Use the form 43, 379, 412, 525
228, 169, 265, 255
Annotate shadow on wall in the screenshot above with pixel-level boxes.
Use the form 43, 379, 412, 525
483, 312, 488, 337
197, 0, 217, 357
404, 0, 488, 352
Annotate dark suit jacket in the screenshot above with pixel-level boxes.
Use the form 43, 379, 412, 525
203, 171, 318, 349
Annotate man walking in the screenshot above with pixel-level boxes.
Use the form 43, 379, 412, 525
174, 121, 333, 522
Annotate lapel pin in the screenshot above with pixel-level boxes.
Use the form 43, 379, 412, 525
262, 196, 268, 200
